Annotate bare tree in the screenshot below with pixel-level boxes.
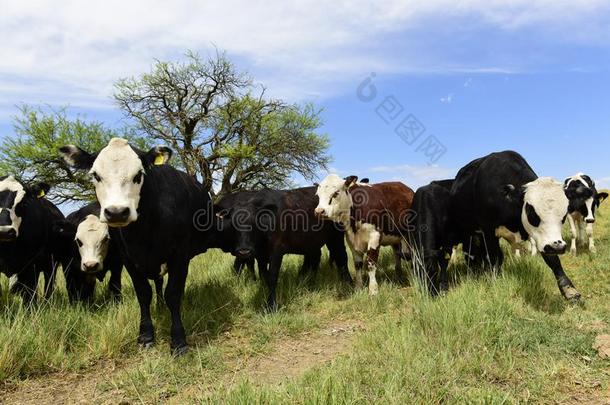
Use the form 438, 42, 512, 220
114, 50, 330, 198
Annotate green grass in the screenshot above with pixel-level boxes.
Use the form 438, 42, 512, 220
1, 202, 610, 403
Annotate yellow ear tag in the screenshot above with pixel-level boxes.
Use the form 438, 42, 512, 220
444, 252, 451, 260
38, 190, 46, 198
154, 154, 165, 165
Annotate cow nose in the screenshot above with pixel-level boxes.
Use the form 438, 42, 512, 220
104, 206, 130, 224
0, 228, 17, 240
586, 218, 595, 224
314, 207, 326, 216
236, 248, 253, 258
543, 240, 567, 255
82, 261, 100, 273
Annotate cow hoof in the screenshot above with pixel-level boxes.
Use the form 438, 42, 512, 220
368, 287, 379, 296
570, 247, 577, 255
171, 344, 189, 357
590, 247, 597, 254
561, 286, 581, 302
138, 335, 155, 348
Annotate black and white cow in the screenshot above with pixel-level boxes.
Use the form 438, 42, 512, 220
0, 176, 66, 302
564, 173, 608, 254
449, 151, 580, 301
59, 138, 213, 355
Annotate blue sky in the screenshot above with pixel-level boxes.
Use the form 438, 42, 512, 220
2, 1, 610, 189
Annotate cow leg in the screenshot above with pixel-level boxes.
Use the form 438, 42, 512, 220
164, 261, 189, 355
482, 232, 503, 274
366, 247, 380, 296
127, 267, 155, 348
298, 250, 321, 280
438, 248, 451, 293
262, 252, 283, 311
327, 238, 352, 284
567, 215, 578, 254
353, 251, 364, 289
541, 255, 581, 301
586, 223, 596, 254
12, 270, 38, 305
233, 257, 245, 276
393, 245, 406, 284
246, 258, 256, 280
42, 261, 58, 301
108, 266, 122, 300
154, 276, 164, 308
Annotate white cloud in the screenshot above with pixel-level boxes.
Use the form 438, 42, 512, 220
440, 93, 454, 103
1, 0, 610, 113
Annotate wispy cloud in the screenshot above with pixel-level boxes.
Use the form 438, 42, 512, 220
1, 0, 610, 114
440, 93, 454, 103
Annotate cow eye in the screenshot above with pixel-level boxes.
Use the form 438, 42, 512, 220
329, 191, 340, 204
91, 172, 101, 182
75, 238, 83, 248
525, 203, 541, 227
133, 171, 143, 184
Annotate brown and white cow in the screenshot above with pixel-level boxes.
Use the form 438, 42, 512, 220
314, 174, 414, 295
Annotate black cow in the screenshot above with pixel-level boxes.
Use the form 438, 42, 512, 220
0, 176, 68, 302
564, 173, 608, 254
410, 179, 488, 295
449, 151, 580, 301
214, 187, 350, 309
60, 138, 213, 355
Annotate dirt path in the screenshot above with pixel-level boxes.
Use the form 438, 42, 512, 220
0, 319, 363, 404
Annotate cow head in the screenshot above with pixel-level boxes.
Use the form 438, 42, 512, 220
504, 177, 568, 255
75, 215, 110, 274
314, 174, 356, 222
215, 199, 276, 260
59, 138, 172, 227
0, 176, 50, 241
564, 173, 608, 223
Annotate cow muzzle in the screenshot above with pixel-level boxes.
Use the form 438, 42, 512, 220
0, 226, 17, 241
235, 248, 254, 259
103, 206, 132, 226
314, 207, 327, 217
586, 218, 595, 224
82, 261, 102, 274
543, 240, 567, 255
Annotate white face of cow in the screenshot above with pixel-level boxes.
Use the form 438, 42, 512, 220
75, 215, 110, 273
314, 174, 353, 223
90, 138, 145, 226
0, 176, 26, 240
59, 138, 172, 227
521, 177, 569, 254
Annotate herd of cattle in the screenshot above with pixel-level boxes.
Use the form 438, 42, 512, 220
0, 137, 607, 355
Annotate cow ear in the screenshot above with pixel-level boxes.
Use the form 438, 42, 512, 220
144, 146, 172, 167
52, 220, 76, 238
28, 182, 51, 199
597, 192, 608, 203
59, 145, 96, 170
502, 184, 521, 201
344, 175, 358, 188
360, 178, 370, 184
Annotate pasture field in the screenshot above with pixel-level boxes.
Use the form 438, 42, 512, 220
1, 202, 610, 404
